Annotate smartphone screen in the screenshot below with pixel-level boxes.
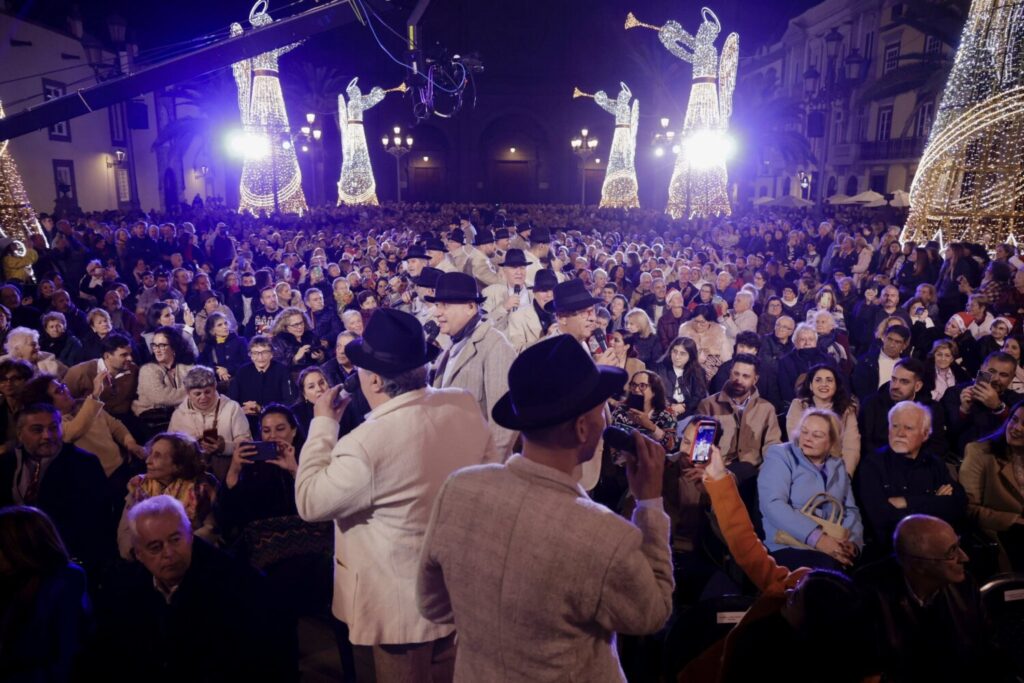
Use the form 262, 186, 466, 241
626, 393, 645, 412
691, 421, 717, 464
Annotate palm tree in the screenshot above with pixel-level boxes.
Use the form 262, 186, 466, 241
284, 61, 348, 135
151, 70, 239, 172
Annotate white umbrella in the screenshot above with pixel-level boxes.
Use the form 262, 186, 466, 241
767, 195, 815, 208
826, 193, 855, 205
890, 189, 911, 208
850, 190, 886, 204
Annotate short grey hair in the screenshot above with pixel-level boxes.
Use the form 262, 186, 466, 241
183, 365, 217, 391
889, 400, 932, 437
41, 311, 67, 329
794, 323, 819, 343
734, 290, 754, 307
341, 310, 362, 326
380, 365, 428, 398
127, 494, 191, 543
4, 326, 38, 355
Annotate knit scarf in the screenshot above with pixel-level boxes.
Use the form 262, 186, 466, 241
127, 475, 200, 523
214, 332, 229, 343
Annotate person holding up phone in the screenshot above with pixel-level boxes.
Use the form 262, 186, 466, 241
611, 371, 677, 452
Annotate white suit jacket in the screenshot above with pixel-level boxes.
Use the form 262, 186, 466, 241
418, 455, 674, 682
295, 387, 499, 645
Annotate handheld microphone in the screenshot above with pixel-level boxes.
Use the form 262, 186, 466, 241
592, 327, 609, 353
424, 320, 440, 343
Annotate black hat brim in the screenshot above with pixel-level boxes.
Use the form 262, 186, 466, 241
423, 294, 486, 304
345, 339, 441, 377
491, 365, 626, 431
543, 295, 603, 313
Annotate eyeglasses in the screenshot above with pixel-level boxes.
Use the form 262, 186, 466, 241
250, 350, 272, 357
629, 382, 650, 390
0, 375, 23, 383
286, 321, 305, 329
150, 343, 171, 350
902, 539, 964, 562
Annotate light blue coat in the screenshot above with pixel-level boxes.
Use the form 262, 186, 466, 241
758, 442, 864, 552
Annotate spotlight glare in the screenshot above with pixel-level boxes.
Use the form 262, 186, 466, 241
683, 131, 735, 169
654, 147, 665, 157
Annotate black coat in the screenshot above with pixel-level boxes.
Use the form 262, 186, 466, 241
227, 361, 297, 434
756, 334, 794, 411
199, 333, 250, 376
942, 381, 1024, 456
859, 386, 949, 460
776, 347, 833, 411
270, 330, 325, 372
652, 360, 707, 418
92, 538, 296, 683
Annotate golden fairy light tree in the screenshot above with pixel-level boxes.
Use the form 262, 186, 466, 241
0, 100, 41, 242
903, 0, 1024, 248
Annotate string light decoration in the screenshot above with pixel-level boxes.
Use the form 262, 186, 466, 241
338, 79, 405, 205
230, 1, 307, 215
575, 84, 641, 208
627, 8, 739, 218
0, 100, 41, 242
903, 0, 1024, 248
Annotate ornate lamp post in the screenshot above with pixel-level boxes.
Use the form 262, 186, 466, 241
571, 128, 598, 206
382, 126, 412, 202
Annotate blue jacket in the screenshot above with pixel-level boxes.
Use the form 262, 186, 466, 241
758, 442, 864, 552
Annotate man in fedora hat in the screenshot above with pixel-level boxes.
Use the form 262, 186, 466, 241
507, 269, 557, 353
296, 308, 498, 682
438, 229, 469, 274
524, 226, 562, 287
402, 244, 431, 279
422, 237, 448, 270
428, 272, 518, 458
546, 278, 604, 348
417, 336, 673, 681
481, 249, 530, 332
508, 220, 532, 251
465, 228, 502, 288
494, 227, 511, 261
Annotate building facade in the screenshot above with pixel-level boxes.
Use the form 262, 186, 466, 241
739, 0, 945, 205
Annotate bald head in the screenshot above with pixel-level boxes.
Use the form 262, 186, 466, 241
894, 515, 951, 559
894, 514, 967, 586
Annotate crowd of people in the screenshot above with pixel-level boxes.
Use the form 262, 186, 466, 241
0, 199, 1022, 682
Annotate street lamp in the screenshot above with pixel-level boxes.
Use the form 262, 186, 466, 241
571, 128, 598, 206
651, 116, 676, 156
383, 125, 413, 202
292, 112, 325, 206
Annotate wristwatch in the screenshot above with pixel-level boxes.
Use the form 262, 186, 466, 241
995, 402, 1008, 413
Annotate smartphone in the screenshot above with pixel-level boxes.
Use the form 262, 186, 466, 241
202, 428, 219, 441
244, 441, 279, 462
691, 420, 719, 464
977, 369, 993, 385
603, 425, 636, 454
626, 393, 645, 412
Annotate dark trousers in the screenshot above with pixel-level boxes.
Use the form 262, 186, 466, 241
770, 547, 843, 572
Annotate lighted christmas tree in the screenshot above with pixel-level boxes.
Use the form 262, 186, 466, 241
903, 0, 1024, 247
0, 100, 41, 242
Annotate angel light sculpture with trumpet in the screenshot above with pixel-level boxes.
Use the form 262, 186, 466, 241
230, 0, 307, 215
574, 84, 640, 209
337, 79, 407, 206
626, 8, 738, 219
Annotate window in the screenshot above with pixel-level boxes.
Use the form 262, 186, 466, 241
863, 31, 875, 61
925, 35, 942, 56
116, 168, 131, 203
876, 106, 894, 141
53, 160, 77, 203
870, 172, 887, 194
883, 43, 901, 75
915, 101, 934, 139
109, 103, 126, 147
43, 79, 70, 142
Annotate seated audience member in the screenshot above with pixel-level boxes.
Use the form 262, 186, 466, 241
653, 336, 708, 419
217, 404, 304, 540
756, 314, 795, 409
1, 327, 67, 378
656, 289, 688, 351
20, 373, 146, 479
599, 329, 646, 390
290, 366, 331, 436
116, 433, 217, 559
759, 409, 863, 570
678, 304, 731, 381
198, 311, 249, 384
624, 308, 662, 368
679, 443, 875, 683
132, 326, 195, 428
709, 330, 762, 394
0, 404, 109, 573
270, 307, 324, 376
98, 495, 296, 681
776, 323, 832, 412
926, 339, 970, 402
320, 330, 357, 387
1001, 334, 1024, 393
856, 515, 1012, 682
0, 358, 33, 445
47, 290, 89, 340
0, 506, 92, 682
943, 351, 1024, 454
141, 302, 199, 361
944, 312, 982, 376
786, 364, 861, 474
860, 358, 948, 460
63, 333, 138, 424
340, 308, 365, 336
856, 401, 967, 552
167, 366, 251, 482
228, 335, 296, 435
852, 323, 910, 404
39, 311, 83, 368
192, 291, 238, 342
961, 402, 1024, 572
611, 370, 677, 451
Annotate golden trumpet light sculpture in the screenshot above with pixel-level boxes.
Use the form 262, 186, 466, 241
589, 83, 641, 209
903, 0, 1024, 249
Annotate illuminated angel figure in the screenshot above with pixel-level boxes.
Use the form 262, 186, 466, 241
337, 78, 387, 206
593, 83, 640, 209
230, 0, 307, 215
656, 7, 738, 218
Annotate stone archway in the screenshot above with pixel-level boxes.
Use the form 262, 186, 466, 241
477, 112, 553, 204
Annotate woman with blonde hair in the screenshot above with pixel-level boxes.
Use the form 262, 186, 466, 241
269, 307, 323, 375
625, 307, 662, 368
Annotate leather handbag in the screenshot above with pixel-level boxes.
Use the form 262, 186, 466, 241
774, 492, 850, 550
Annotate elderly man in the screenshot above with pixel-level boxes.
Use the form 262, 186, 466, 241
856, 401, 966, 553
466, 228, 502, 288
227, 335, 296, 435
96, 495, 295, 681
481, 249, 530, 332
756, 314, 795, 410
438, 228, 470, 274
506, 270, 558, 353
296, 309, 498, 682
2, 327, 67, 378
429, 272, 517, 458
860, 358, 947, 460
525, 227, 561, 287
417, 336, 673, 681
403, 243, 431, 279
721, 290, 758, 340
942, 351, 1024, 454
856, 515, 1008, 682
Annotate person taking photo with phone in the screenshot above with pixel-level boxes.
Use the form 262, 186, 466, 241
943, 351, 1024, 454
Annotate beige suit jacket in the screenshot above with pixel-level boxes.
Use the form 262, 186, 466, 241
466, 246, 503, 288
417, 455, 673, 682
432, 320, 518, 457
506, 302, 543, 353
296, 387, 499, 645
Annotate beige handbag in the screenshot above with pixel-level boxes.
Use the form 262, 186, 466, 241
774, 492, 850, 550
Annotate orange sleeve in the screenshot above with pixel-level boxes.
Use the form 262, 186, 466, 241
705, 475, 795, 594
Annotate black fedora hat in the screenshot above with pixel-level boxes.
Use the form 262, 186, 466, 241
545, 278, 602, 313
494, 228, 510, 240
403, 244, 428, 261
447, 228, 466, 245
492, 336, 626, 430
344, 309, 441, 378
530, 226, 551, 244
531, 269, 558, 292
423, 237, 446, 252
498, 249, 529, 267
424, 272, 485, 304
414, 267, 443, 289
473, 228, 495, 246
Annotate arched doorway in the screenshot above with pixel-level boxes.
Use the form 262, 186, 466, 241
406, 124, 451, 202
846, 175, 859, 196
478, 113, 552, 204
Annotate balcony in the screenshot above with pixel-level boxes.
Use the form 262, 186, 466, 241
829, 143, 858, 165
859, 137, 926, 161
